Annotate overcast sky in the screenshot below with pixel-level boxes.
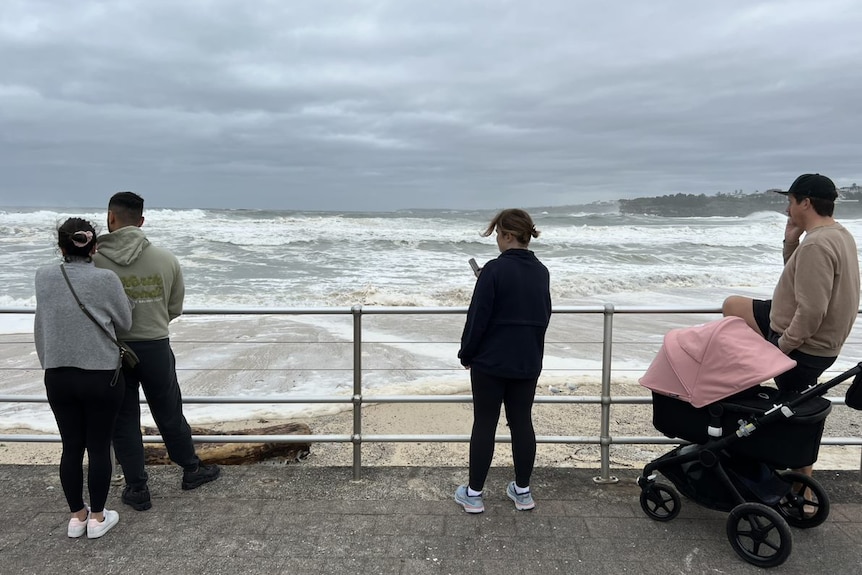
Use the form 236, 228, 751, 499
1, 1, 861, 211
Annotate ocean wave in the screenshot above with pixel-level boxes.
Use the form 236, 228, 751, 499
743, 211, 788, 221
0, 209, 111, 229
317, 284, 472, 307
0, 206, 797, 316
144, 208, 210, 221
550, 269, 775, 302
178, 263, 777, 308
0, 295, 36, 307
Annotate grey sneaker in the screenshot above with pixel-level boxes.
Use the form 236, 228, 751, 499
454, 485, 485, 513
506, 481, 535, 510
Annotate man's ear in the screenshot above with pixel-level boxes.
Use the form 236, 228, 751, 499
138, 216, 145, 228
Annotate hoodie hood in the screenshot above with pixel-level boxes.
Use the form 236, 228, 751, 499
96, 226, 150, 267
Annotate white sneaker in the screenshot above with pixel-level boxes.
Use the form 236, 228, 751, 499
87, 509, 119, 539
67, 506, 89, 538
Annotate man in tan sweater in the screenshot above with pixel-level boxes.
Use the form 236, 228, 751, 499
723, 173, 860, 477
724, 173, 859, 389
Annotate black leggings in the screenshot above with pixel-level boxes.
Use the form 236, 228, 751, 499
468, 369, 537, 491
45, 367, 125, 513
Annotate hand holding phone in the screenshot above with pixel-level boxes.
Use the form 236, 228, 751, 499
468, 258, 481, 278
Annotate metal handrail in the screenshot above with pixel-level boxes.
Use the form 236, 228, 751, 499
2, 304, 860, 481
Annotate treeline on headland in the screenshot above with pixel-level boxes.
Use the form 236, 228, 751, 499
618, 185, 862, 217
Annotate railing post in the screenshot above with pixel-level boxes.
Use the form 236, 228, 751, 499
351, 305, 363, 480
594, 303, 619, 484
110, 445, 124, 486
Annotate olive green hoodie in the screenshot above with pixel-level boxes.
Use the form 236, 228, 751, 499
93, 226, 184, 341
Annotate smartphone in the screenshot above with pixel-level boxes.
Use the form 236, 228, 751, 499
468, 258, 481, 278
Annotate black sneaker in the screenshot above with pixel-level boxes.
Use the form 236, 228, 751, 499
181, 463, 221, 490
122, 484, 152, 511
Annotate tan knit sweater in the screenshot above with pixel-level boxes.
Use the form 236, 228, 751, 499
770, 223, 860, 357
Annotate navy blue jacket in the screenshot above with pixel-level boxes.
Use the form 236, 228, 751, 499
458, 249, 551, 379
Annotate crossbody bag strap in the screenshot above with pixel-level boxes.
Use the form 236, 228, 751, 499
60, 264, 123, 348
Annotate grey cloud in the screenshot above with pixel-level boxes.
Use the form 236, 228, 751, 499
1, 0, 861, 210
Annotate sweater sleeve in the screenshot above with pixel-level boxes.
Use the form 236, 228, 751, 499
105, 273, 134, 333
782, 239, 800, 264
778, 243, 835, 353
458, 266, 495, 366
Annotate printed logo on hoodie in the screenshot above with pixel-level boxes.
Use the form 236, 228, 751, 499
121, 274, 164, 303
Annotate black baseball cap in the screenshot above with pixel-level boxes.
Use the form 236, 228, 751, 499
775, 173, 838, 200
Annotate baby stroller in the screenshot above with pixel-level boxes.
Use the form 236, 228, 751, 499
637, 316, 862, 568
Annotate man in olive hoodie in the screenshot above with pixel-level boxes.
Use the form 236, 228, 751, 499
94, 192, 220, 511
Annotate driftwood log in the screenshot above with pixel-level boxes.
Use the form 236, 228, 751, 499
142, 423, 311, 465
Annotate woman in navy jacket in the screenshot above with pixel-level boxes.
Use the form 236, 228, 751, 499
455, 209, 551, 513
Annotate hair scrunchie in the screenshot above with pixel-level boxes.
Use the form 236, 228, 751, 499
70, 231, 94, 247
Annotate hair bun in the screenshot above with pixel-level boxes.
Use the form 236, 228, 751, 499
70, 230, 94, 248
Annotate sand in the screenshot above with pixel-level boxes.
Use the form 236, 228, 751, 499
2, 378, 860, 472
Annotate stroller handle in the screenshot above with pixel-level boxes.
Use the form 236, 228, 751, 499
792, 361, 862, 405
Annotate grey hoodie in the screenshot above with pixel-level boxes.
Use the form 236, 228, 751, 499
93, 226, 184, 341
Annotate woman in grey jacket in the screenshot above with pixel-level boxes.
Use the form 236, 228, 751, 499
34, 218, 133, 539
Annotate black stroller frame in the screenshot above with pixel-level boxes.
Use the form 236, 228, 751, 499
637, 361, 862, 568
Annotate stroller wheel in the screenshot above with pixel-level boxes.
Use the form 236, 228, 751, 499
639, 483, 680, 522
775, 471, 830, 529
726, 502, 792, 568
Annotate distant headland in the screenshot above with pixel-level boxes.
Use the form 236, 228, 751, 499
617, 185, 862, 217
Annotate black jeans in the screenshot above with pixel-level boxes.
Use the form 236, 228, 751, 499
45, 367, 124, 513
113, 339, 200, 488
468, 369, 538, 491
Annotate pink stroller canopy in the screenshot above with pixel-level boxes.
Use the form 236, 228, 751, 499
639, 316, 797, 408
